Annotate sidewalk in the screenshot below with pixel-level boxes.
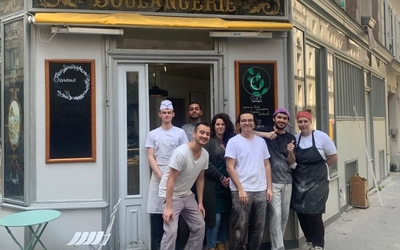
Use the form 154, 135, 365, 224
317, 172, 400, 250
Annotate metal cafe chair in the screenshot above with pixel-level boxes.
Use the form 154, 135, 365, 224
67, 198, 121, 250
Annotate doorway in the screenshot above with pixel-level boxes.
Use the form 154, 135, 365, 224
115, 62, 212, 249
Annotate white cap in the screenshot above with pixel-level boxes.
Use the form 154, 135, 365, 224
159, 100, 174, 110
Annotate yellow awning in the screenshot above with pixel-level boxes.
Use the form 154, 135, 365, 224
33, 13, 293, 31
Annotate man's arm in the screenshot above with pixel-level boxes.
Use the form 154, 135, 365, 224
226, 157, 248, 205
253, 130, 277, 140
163, 168, 179, 224
147, 148, 162, 179
264, 158, 273, 203
195, 170, 206, 218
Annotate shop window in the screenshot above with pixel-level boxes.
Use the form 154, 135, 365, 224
371, 75, 385, 118
0, 34, 1, 198
305, 44, 319, 129
334, 58, 364, 116
117, 28, 214, 50
293, 27, 305, 119
3, 19, 24, 202
327, 53, 337, 177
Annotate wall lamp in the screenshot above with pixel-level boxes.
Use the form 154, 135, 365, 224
51, 26, 124, 35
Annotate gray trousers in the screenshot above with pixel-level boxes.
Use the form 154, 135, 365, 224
230, 191, 267, 250
268, 183, 292, 250
160, 193, 205, 250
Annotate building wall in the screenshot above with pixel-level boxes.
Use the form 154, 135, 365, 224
226, 37, 289, 117
1, 25, 107, 249
336, 119, 370, 197
373, 119, 388, 180
34, 27, 105, 201
226, 36, 298, 243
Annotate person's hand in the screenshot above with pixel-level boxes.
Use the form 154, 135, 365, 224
238, 189, 248, 205
198, 203, 205, 218
267, 189, 273, 203
163, 207, 174, 225
287, 140, 295, 152
221, 176, 229, 188
267, 131, 277, 140
156, 171, 163, 179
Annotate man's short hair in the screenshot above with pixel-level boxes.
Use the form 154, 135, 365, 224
194, 121, 210, 132
188, 102, 202, 110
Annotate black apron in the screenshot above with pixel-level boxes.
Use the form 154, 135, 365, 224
291, 131, 329, 214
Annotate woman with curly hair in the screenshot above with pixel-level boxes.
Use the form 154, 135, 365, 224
203, 113, 236, 250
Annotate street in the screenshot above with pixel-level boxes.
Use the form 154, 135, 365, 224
316, 172, 400, 249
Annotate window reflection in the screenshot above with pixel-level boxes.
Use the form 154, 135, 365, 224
127, 72, 140, 195
294, 27, 305, 128
306, 44, 319, 129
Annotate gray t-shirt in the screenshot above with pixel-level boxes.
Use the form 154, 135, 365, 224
260, 127, 296, 184
159, 144, 209, 198
181, 122, 199, 141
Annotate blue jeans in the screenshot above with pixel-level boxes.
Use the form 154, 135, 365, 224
206, 213, 229, 248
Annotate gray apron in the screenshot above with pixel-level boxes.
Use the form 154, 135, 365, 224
291, 131, 329, 214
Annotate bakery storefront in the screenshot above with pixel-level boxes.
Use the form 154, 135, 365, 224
0, 0, 295, 249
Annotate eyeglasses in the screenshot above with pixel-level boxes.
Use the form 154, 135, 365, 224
240, 119, 254, 123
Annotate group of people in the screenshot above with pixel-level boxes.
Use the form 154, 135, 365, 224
145, 99, 338, 250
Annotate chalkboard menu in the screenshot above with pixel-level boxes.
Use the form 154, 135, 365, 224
45, 60, 96, 162
235, 61, 277, 128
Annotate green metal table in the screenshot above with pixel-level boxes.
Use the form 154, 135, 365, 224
0, 209, 61, 250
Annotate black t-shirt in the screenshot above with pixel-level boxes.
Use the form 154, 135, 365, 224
256, 126, 296, 184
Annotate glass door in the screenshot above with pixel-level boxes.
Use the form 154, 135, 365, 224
117, 64, 150, 250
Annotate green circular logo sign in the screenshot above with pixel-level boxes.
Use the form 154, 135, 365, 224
242, 66, 271, 97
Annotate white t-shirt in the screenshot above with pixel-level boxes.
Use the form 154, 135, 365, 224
225, 134, 271, 192
295, 130, 337, 159
159, 144, 209, 198
145, 126, 188, 169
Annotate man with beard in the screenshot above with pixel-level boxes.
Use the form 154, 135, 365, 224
182, 102, 203, 141
255, 108, 296, 250
159, 122, 211, 250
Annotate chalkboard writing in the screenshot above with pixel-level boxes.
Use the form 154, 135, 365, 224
235, 61, 277, 128
45, 60, 96, 162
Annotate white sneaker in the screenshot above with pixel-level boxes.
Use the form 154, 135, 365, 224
312, 246, 324, 250
304, 242, 313, 250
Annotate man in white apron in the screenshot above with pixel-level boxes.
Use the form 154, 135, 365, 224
145, 100, 188, 250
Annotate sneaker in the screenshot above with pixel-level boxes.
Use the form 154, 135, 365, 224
304, 242, 313, 250
312, 247, 325, 250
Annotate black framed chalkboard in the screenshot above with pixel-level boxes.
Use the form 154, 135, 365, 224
45, 60, 96, 162
235, 61, 277, 128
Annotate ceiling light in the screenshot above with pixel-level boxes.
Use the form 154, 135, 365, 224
149, 85, 169, 97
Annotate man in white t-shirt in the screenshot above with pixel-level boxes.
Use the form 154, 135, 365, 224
225, 111, 273, 250
145, 100, 188, 250
159, 122, 211, 250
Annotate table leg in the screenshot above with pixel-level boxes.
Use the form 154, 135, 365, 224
4, 226, 25, 250
26, 222, 48, 250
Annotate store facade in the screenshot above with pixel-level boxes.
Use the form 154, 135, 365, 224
292, 0, 392, 239
0, 1, 298, 249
